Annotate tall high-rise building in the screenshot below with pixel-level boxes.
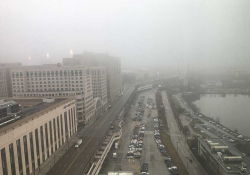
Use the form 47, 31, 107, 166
10, 64, 94, 125
91, 67, 108, 109
63, 52, 122, 103
0, 63, 22, 98
0, 67, 8, 98
0, 97, 76, 175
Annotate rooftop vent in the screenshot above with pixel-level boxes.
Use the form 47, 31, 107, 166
43, 98, 55, 103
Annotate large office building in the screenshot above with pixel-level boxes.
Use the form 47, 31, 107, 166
10, 64, 94, 125
91, 67, 108, 109
63, 52, 122, 103
198, 138, 250, 175
0, 68, 8, 98
0, 97, 76, 175
0, 63, 22, 97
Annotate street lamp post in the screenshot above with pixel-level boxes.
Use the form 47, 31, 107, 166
176, 142, 179, 154
185, 157, 189, 170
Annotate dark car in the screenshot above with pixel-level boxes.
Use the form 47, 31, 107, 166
166, 162, 174, 167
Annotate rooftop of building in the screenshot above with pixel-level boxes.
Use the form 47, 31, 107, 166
0, 100, 18, 109
0, 97, 74, 134
9, 63, 89, 70
199, 138, 250, 174
107, 171, 134, 175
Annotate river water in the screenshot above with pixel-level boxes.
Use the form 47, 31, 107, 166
193, 94, 250, 137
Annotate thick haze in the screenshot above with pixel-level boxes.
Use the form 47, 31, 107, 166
0, 0, 250, 70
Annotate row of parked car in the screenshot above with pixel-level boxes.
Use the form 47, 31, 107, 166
152, 117, 179, 175
146, 97, 154, 109
127, 124, 146, 159
198, 113, 250, 143
133, 96, 145, 121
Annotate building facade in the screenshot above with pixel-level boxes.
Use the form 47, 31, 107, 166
91, 67, 108, 108
0, 98, 76, 175
0, 63, 22, 97
63, 52, 122, 103
10, 65, 94, 125
198, 138, 250, 175
0, 68, 8, 98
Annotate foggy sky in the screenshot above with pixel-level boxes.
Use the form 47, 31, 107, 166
0, 0, 250, 70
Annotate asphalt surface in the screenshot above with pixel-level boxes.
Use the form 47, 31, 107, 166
100, 89, 170, 175
47, 86, 135, 175
161, 91, 208, 175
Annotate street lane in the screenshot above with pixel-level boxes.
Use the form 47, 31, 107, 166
47, 86, 135, 175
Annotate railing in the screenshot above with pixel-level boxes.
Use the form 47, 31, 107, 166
91, 123, 123, 175
87, 120, 123, 175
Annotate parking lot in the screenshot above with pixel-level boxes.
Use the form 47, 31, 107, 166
100, 89, 171, 175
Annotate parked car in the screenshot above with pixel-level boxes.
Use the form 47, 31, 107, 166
141, 163, 149, 174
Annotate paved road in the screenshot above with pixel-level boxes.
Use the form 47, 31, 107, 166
161, 91, 208, 175
47, 86, 135, 175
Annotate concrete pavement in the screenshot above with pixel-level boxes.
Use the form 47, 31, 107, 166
161, 91, 208, 175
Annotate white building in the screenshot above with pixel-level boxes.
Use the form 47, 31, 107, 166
91, 67, 108, 109
63, 52, 122, 103
10, 64, 94, 125
0, 67, 8, 98
0, 97, 76, 175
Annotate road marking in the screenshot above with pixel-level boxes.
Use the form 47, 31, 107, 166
63, 134, 95, 175
59, 164, 61, 167
98, 100, 122, 129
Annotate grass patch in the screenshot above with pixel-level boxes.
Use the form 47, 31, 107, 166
161, 131, 189, 175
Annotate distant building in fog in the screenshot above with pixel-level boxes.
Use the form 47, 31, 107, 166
122, 68, 156, 84
0, 63, 22, 98
63, 52, 122, 103
91, 67, 108, 110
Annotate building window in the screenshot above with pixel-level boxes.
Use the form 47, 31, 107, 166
64, 112, 68, 140
57, 116, 61, 147
35, 129, 40, 166
29, 132, 35, 171
16, 139, 23, 174
1, 148, 8, 175
53, 118, 57, 150
49, 121, 53, 154
73, 107, 76, 133
45, 123, 49, 158
23, 135, 30, 175
68, 110, 72, 137
60, 114, 64, 144
40, 126, 45, 162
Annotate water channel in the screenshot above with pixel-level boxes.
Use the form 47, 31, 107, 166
192, 94, 250, 137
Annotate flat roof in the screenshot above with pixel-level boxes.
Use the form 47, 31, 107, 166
199, 138, 250, 174
108, 172, 134, 175
0, 100, 18, 109
0, 97, 74, 134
